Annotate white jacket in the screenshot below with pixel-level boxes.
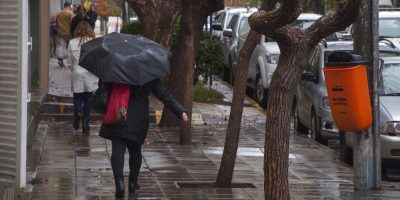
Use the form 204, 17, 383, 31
67, 38, 99, 93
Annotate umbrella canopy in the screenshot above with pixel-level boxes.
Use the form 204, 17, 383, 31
79, 32, 171, 85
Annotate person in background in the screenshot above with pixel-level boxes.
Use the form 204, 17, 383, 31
56, 2, 74, 67
67, 21, 99, 134
70, 5, 90, 37
86, 4, 98, 29
49, 16, 57, 57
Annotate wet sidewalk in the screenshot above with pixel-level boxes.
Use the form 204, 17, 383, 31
26, 119, 400, 200
26, 58, 400, 199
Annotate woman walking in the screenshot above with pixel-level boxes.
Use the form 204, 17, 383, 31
99, 80, 188, 198
67, 21, 98, 133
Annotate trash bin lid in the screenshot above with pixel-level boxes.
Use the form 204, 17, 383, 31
326, 51, 369, 67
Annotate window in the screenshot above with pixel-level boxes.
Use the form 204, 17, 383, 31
227, 15, 238, 30
380, 63, 400, 95
310, 48, 320, 82
306, 48, 317, 71
379, 18, 400, 38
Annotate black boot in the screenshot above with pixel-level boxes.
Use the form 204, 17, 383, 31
73, 112, 81, 130
128, 180, 139, 194
82, 119, 90, 134
115, 179, 125, 198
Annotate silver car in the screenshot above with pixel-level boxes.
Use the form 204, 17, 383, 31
237, 13, 322, 106
222, 10, 256, 84
341, 57, 400, 169
294, 41, 400, 145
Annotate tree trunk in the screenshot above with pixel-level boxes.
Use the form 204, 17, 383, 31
129, 0, 181, 48
248, 0, 362, 198
215, 0, 277, 187
264, 42, 309, 200
159, 0, 223, 143
171, 0, 197, 144
216, 31, 261, 187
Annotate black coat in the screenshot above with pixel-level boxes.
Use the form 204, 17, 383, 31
70, 14, 91, 36
99, 79, 185, 144
86, 10, 97, 29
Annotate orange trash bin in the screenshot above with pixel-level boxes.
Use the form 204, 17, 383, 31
323, 52, 372, 132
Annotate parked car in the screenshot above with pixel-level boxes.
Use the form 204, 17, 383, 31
212, 7, 257, 40
237, 13, 322, 106
340, 56, 400, 171
294, 40, 400, 146
344, 10, 400, 39
221, 9, 257, 84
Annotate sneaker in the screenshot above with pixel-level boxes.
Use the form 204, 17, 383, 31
73, 112, 81, 130
57, 59, 65, 67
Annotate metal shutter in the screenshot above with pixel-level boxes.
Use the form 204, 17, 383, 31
0, 0, 28, 199
0, 0, 19, 185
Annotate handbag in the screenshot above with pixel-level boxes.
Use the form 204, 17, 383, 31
89, 82, 109, 114
103, 83, 131, 125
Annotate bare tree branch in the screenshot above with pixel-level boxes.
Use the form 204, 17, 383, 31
306, 0, 362, 46
248, 0, 301, 40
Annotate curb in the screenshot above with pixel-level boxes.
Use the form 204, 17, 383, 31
155, 110, 204, 125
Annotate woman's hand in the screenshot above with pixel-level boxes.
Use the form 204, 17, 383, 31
182, 112, 189, 122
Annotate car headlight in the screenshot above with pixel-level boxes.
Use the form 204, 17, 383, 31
266, 54, 280, 64
322, 96, 330, 109
383, 122, 400, 136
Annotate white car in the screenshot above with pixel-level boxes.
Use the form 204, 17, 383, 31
345, 10, 400, 40
237, 13, 322, 106
221, 10, 257, 84
212, 7, 257, 40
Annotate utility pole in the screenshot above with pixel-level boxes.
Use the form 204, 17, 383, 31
353, 0, 381, 190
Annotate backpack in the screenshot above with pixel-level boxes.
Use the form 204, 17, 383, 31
103, 83, 131, 125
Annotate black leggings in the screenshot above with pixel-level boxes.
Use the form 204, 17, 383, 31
111, 138, 142, 182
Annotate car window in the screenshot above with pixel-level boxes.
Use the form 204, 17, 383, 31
227, 15, 238, 29
265, 37, 275, 42
310, 48, 320, 79
217, 13, 224, 23
379, 18, 400, 38
237, 17, 248, 32
214, 13, 222, 22
380, 63, 400, 95
379, 50, 400, 57
306, 48, 318, 71
218, 12, 226, 27
292, 19, 318, 29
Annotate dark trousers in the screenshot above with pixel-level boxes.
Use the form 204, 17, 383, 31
73, 92, 92, 120
111, 138, 142, 182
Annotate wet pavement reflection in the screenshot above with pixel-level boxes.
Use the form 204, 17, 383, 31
26, 107, 400, 199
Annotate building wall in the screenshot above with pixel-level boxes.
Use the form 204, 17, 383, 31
40, 0, 50, 96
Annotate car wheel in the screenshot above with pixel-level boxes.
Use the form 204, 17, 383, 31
294, 106, 308, 134
339, 131, 353, 164
229, 69, 235, 86
255, 74, 268, 107
229, 59, 235, 85
223, 65, 230, 82
311, 111, 328, 145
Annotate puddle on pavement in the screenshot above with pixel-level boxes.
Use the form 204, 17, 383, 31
175, 181, 257, 189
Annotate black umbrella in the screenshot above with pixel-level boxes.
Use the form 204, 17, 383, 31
79, 32, 171, 85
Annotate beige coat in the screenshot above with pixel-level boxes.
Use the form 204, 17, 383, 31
56, 8, 74, 38
67, 38, 99, 93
